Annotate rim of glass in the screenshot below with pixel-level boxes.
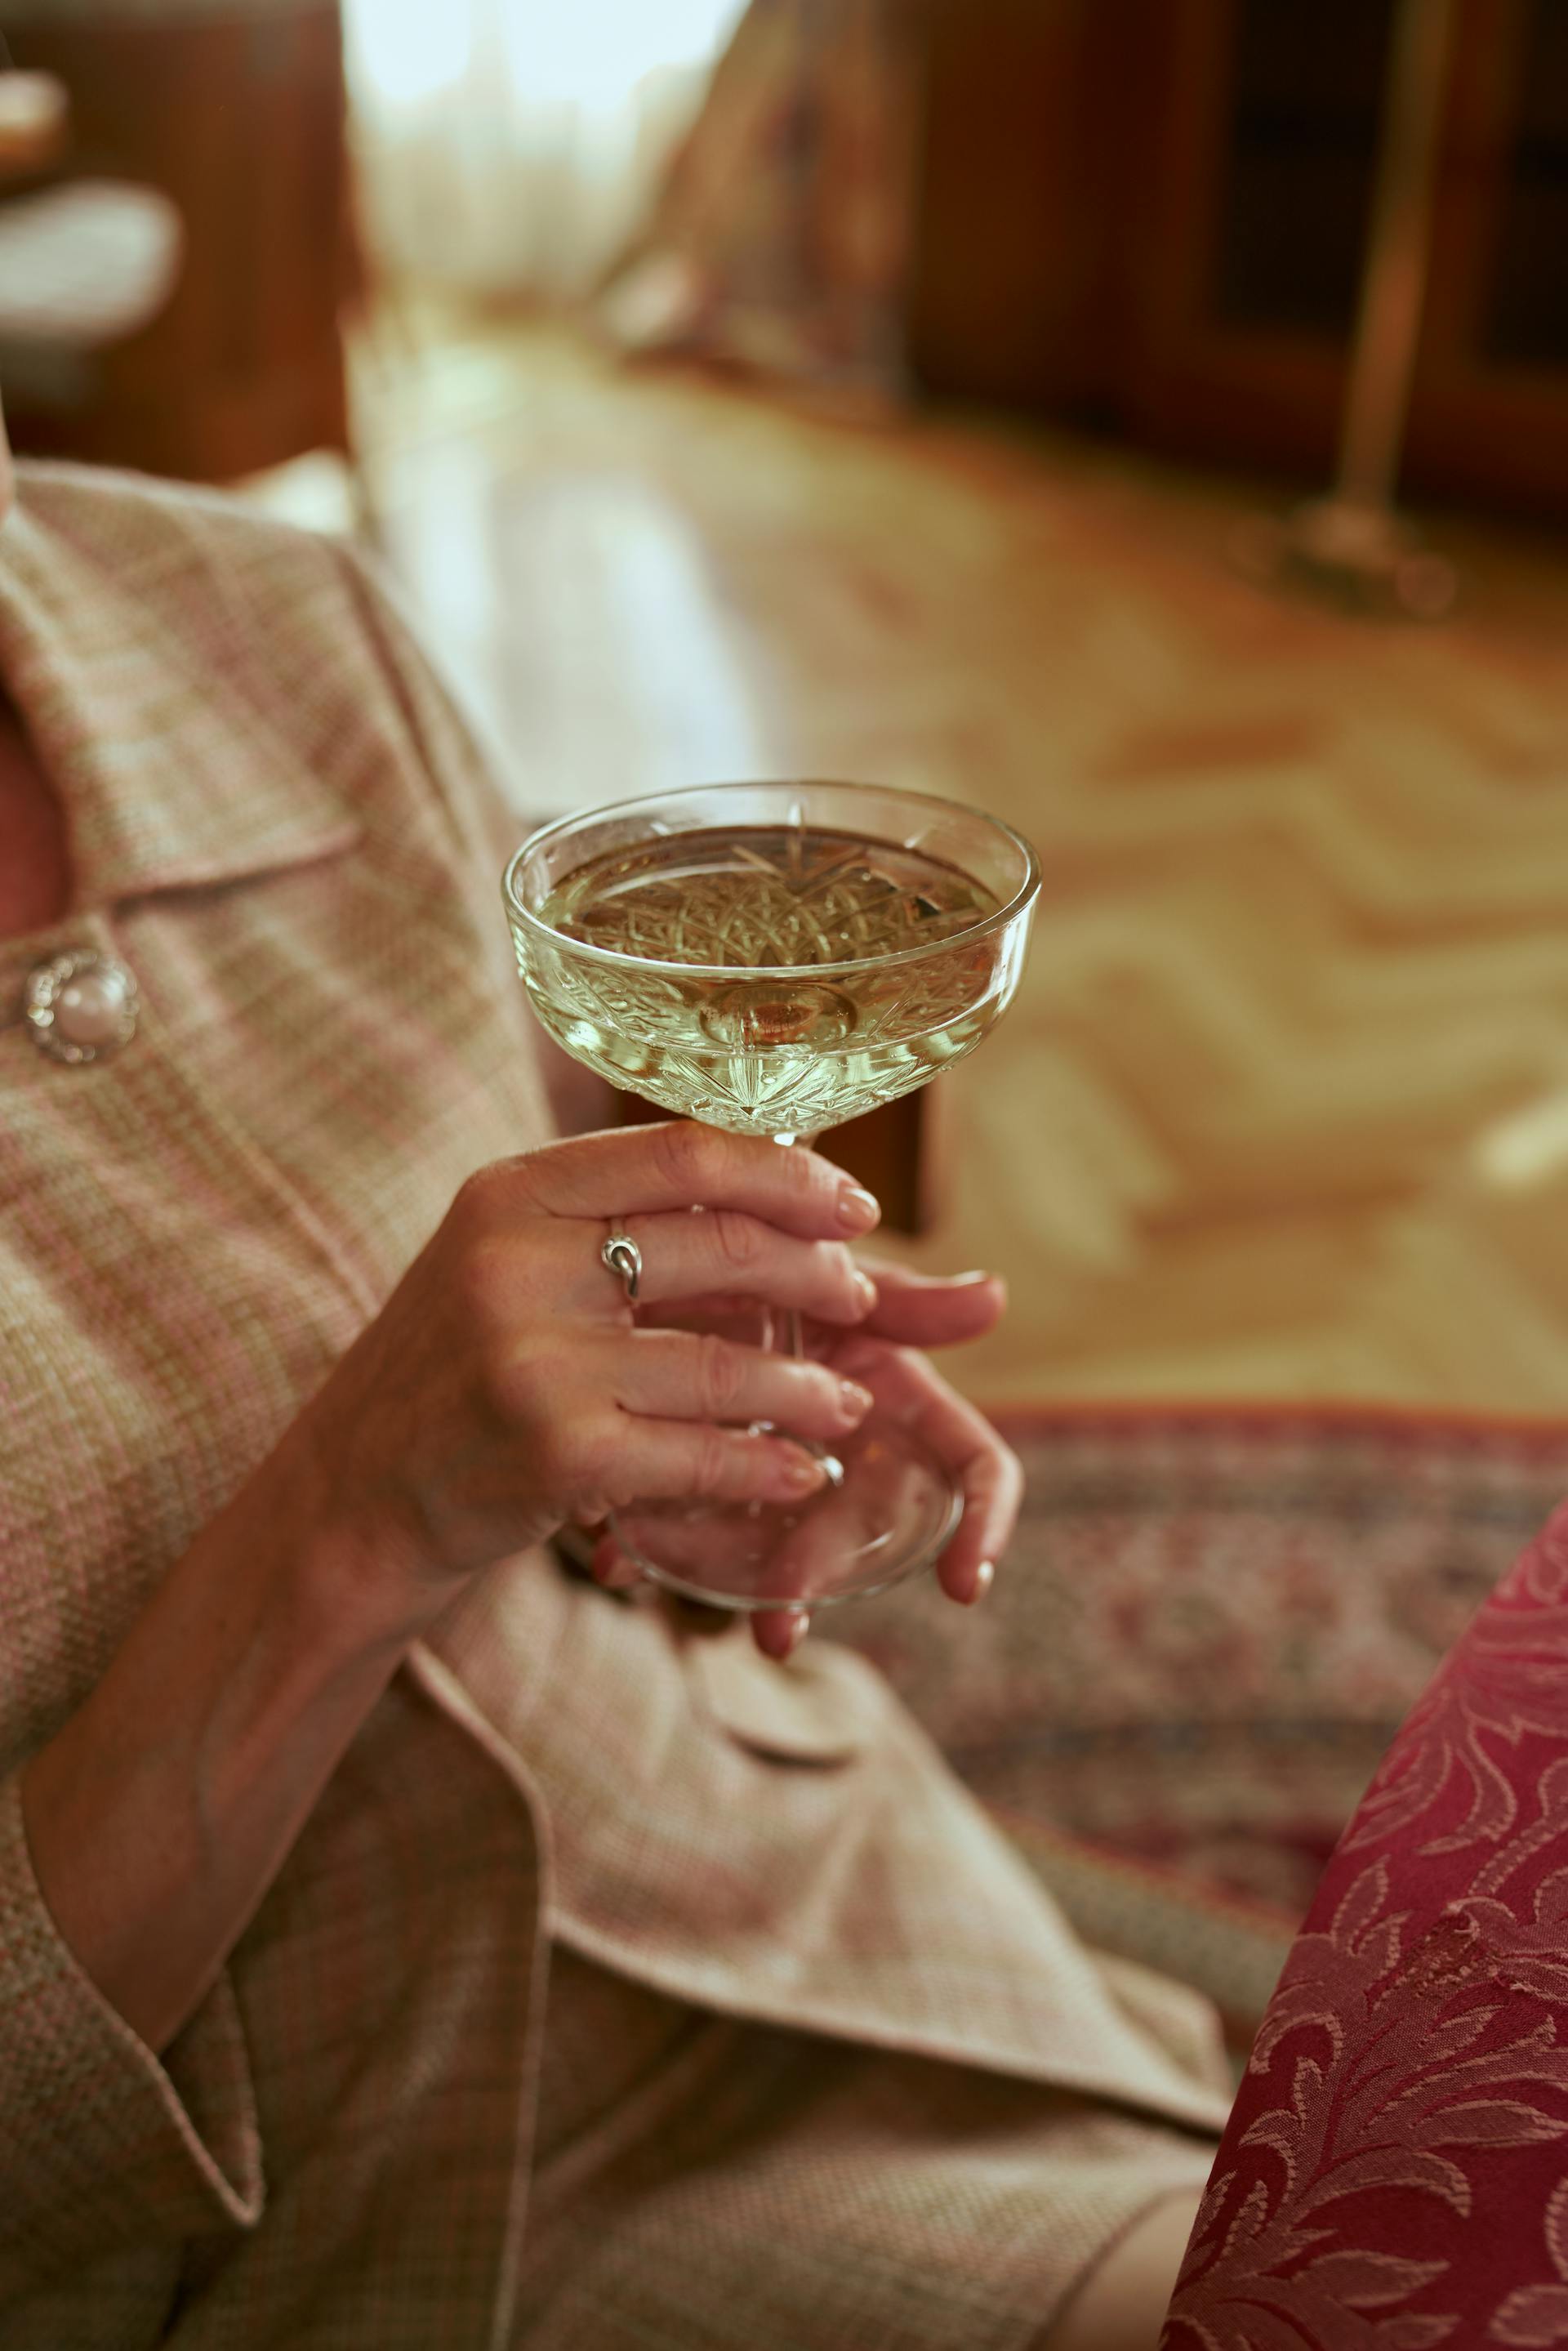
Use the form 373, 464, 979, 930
502, 782, 1041, 984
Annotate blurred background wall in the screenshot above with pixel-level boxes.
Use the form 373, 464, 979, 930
11, 0, 1568, 511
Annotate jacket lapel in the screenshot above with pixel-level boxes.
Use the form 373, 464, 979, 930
0, 471, 359, 908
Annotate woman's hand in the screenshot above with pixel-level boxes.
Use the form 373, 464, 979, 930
21, 1121, 887, 2057
590, 1262, 1024, 1662
286, 1122, 886, 1639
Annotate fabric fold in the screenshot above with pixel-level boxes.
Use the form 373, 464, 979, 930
0, 1773, 264, 2295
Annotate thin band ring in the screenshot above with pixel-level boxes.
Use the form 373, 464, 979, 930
600, 1226, 643, 1305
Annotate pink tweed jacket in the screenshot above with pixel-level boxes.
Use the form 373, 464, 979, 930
0, 466, 1227, 2346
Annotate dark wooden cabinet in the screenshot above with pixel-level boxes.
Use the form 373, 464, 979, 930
5, 6, 353, 486
910, 0, 1568, 520
909, 0, 1136, 415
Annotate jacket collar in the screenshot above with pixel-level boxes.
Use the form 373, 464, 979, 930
0, 473, 359, 911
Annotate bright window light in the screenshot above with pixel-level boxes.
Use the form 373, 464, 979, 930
349, 0, 746, 114
348, 0, 474, 107
503, 0, 747, 109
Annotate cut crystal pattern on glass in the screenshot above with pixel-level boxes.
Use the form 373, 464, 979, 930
515, 822, 1018, 1137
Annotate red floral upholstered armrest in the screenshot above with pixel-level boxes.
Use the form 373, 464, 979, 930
1163, 1494, 1568, 2348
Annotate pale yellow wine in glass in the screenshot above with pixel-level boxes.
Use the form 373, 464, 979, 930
503, 781, 1039, 1612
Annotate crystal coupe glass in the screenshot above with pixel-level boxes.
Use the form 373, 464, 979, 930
503, 782, 1039, 1613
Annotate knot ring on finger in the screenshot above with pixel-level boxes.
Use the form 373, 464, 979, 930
600, 1225, 643, 1305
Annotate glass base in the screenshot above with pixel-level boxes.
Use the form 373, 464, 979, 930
609, 1407, 962, 1612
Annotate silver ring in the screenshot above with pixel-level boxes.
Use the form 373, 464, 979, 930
600, 1226, 643, 1304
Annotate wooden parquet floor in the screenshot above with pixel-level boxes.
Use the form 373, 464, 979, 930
335, 316, 1568, 1413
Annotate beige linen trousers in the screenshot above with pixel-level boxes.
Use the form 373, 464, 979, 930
0, 466, 1226, 2349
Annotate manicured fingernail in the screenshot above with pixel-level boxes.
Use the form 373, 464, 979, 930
951, 1269, 994, 1285
852, 1269, 878, 1314
757, 1608, 810, 1661
837, 1183, 881, 1233
839, 1379, 875, 1421
967, 1559, 995, 1604
777, 1449, 826, 1493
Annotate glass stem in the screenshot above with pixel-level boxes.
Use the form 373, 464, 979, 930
769, 1132, 807, 1366
770, 1133, 844, 1484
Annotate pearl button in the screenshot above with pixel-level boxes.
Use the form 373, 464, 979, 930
58, 966, 132, 1046
25, 949, 139, 1065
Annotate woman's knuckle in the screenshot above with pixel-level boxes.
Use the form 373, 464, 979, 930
689, 1426, 732, 1496
790, 1144, 836, 1202
485, 1342, 569, 1434
546, 1416, 599, 1492
823, 1242, 862, 1305
451, 1158, 516, 1238
712, 1210, 764, 1274
696, 1332, 744, 1414
602, 1464, 640, 1510
655, 1120, 722, 1194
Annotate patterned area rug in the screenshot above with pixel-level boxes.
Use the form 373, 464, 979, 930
832, 1406, 1568, 2032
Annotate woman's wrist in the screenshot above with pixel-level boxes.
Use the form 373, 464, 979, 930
20, 1439, 430, 2054
263, 1413, 463, 1665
